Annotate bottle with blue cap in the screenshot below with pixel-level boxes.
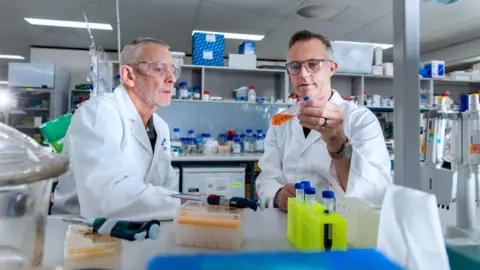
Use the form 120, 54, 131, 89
170, 128, 182, 156
255, 129, 265, 152
294, 182, 305, 203
244, 129, 255, 152
322, 190, 336, 213
305, 187, 316, 210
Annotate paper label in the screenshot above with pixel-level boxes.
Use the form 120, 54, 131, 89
203, 51, 213, 60
469, 144, 480, 154
206, 34, 216, 42
231, 181, 242, 188
206, 178, 230, 196
255, 140, 264, 151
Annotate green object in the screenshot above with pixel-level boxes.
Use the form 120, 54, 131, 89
39, 113, 72, 153
447, 244, 480, 270
287, 198, 347, 251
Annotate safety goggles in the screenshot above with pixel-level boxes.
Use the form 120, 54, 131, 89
285, 59, 332, 75
133, 61, 181, 79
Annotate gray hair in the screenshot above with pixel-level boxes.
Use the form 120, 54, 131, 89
120, 37, 170, 65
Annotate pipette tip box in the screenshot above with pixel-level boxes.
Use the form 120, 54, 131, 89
287, 197, 347, 251
146, 249, 402, 270
173, 200, 244, 250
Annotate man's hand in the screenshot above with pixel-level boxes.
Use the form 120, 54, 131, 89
275, 183, 296, 212
298, 99, 347, 152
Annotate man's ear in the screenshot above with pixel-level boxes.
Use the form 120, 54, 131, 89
120, 65, 135, 88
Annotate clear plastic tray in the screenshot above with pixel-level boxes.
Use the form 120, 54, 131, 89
173, 201, 244, 250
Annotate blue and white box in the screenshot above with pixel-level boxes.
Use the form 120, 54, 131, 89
239, 41, 255, 55
192, 32, 225, 66
423, 60, 445, 78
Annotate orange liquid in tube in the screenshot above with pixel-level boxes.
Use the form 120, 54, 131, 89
270, 114, 295, 126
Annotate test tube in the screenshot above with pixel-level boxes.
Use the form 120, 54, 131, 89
322, 190, 335, 213
305, 187, 316, 210
295, 183, 305, 203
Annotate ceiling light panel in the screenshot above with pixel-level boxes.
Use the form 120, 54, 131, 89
24, 18, 113, 30
0, 55, 25, 60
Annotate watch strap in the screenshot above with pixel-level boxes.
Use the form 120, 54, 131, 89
328, 138, 350, 160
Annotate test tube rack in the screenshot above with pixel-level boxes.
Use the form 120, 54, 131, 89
287, 198, 347, 251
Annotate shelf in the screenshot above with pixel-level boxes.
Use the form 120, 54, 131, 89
172, 153, 262, 162
182, 64, 286, 74
72, 89, 91, 93
171, 99, 288, 106
432, 78, 480, 84
366, 106, 429, 112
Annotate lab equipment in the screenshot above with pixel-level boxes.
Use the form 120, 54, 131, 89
301, 180, 311, 189
192, 32, 225, 66
181, 166, 246, 197
322, 190, 336, 213
178, 82, 189, 99
62, 217, 161, 241
173, 200, 243, 250
170, 128, 182, 156
202, 90, 210, 101
286, 197, 347, 251
0, 122, 69, 268
305, 187, 316, 210
271, 96, 309, 126
331, 41, 375, 74
171, 193, 265, 212
193, 86, 201, 100
218, 133, 227, 145
247, 85, 256, 103
147, 249, 402, 270
232, 139, 241, 154
255, 129, 265, 152
243, 129, 255, 152
295, 182, 305, 203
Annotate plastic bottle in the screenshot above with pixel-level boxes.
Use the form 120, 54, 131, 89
187, 138, 196, 155
188, 89, 194, 100
271, 96, 310, 126
244, 129, 255, 152
255, 129, 265, 152
295, 182, 305, 203
218, 133, 227, 145
188, 130, 196, 140
181, 138, 190, 155
248, 86, 256, 103
170, 128, 183, 156
240, 134, 246, 152
305, 187, 316, 210
203, 90, 210, 101
193, 86, 201, 100
232, 139, 241, 154
322, 190, 335, 213
179, 82, 189, 99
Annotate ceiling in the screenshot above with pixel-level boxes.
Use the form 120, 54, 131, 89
0, 0, 479, 66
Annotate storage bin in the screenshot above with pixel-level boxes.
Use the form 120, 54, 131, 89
171, 52, 185, 67
331, 41, 375, 74
173, 201, 244, 250
192, 32, 225, 66
287, 198, 347, 251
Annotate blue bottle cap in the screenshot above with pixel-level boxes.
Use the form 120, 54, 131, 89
305, 187, 316, 195
322, 190, 335, 199
179, 81, 187, 87
220, 133, 226, 137
240, 134, 246, 138
294, 183, 304, 190
246, 129, 252, 133
203, 133, 211, 138
460, 94, 470, 112
257, 129, 263, 133
173, 128, 180, 132
301, 181, 311, 189
234, 138, 240, 143
188, 130, 195, 134
233, 134, 239, 138
303, 96, 310, 101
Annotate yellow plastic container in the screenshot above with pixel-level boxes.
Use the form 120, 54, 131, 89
287, 198, 347, 251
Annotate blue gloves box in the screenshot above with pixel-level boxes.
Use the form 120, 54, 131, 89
192, 32, 225, 66
147, 249, 402, 270
423, 60, 445, 78
239, 41, 255, 55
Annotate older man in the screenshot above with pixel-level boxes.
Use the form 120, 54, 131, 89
256, 30, 392, 211
52, 38, 182, 220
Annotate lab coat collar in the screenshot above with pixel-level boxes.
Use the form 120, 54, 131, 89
114, 85, 153, 155
298, 89, 344, 155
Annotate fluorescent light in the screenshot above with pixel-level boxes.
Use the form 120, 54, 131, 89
192, 30, 264, 41
334, 40, 393, 50
0, 55, 24, 60
24, 18, 113, 30
0, 81, 7, 84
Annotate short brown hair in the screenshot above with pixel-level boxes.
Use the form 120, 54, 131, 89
288, 30, 333, 59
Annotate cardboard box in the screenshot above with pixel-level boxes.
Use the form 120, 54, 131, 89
192, 32, 225, 66
239, 41, 255, 55
423, 60, 445, 78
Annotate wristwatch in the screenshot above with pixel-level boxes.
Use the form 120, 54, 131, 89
328, 138, 353, 160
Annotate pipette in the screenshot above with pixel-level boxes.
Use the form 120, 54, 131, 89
62, 217, 160, 241
172, 194, 266, 211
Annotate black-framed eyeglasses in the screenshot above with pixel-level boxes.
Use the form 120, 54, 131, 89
132, 61, 181, 79
285, 59, 332, 75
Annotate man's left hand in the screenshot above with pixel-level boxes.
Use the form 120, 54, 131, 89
298, 99, 348, 153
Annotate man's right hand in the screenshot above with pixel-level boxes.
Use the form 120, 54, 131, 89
275, 183, 296, 212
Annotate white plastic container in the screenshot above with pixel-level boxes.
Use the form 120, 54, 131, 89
173, 201, 244, 250
171, 52, 186, 67
331, 41, 375, 74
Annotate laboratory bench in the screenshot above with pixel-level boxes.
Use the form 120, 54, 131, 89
171, 153, 262, 200
42, 209, 292, 269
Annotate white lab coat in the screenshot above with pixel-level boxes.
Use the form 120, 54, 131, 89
256, 90, 392, 207
52, 85, 180, 221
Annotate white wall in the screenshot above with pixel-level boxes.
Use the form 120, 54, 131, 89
30, 48, 118, 89
421, 37, 480, 65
